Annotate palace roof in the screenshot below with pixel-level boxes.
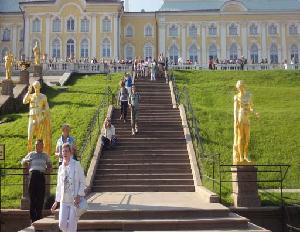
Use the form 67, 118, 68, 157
0, 0, 120, 13
159, 0, 300, 12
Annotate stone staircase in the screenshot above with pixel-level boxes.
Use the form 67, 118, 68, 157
27, 77, 270, 232
92, 78, 195, 192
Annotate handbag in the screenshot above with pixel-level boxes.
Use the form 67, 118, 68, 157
76, 196, 88, 217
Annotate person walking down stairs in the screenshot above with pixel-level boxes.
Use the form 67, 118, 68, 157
118, 81, 129, 123
129, 85, 141, 136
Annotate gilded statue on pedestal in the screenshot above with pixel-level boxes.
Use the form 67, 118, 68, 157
233, 80, 259, 164
23, 81, 51, 155
4, 51, 14, 80
33, 42, 40, 65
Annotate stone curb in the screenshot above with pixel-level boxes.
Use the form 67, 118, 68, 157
85, 105, 114, 195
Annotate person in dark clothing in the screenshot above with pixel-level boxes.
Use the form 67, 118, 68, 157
21, 139, 52, 223
118, 81, 129, 123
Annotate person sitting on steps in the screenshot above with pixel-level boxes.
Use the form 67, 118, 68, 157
101, 118, 117, 150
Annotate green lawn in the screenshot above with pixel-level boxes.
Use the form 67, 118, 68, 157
0, 73, 121, 208
174, 70, 300, 204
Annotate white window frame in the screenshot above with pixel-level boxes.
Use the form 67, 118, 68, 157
102, 16, 112, 33
102, 38, 111, 58
80, 17, 90, 33
32, 18, 41, 33
52, 17, 61, 33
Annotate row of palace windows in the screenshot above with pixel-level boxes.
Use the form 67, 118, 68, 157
167, 43, 299, 64
167, 23, 299, 38
125, 25, 153, 37
32, 16, 112, 33
49, 38, 112, 58
124, 43, 154, 60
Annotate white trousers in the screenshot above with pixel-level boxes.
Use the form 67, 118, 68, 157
59, 203, 78, 232
151, 71, 156, 81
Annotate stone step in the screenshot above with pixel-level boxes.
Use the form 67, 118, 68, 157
92, 185, 195, 192
101, 154, 189, 160
97, 169, 192, 174
115, 138, 186, 143
105, 150, 188, 155
116, 131, 184, 137
33, 215, 251, 231
94, 174, 193, 180
93, 179, 194, 186
78, 209, 230, 220
97, 164, 191, 170
99, 159, 189, 164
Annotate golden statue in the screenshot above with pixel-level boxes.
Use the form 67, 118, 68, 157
4, 51, 14, 80
233, 80, 259, 164
33, 41, 40, 65
23, 81, 51, 155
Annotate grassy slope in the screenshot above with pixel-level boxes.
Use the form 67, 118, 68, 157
174, 70, 300, 203
0, 73, 121, 208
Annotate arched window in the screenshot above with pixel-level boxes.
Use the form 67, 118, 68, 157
144, 43, 153, 60
66, 39, 75, 58
169, 44, 179, 64
2, 28, 11, 41
102, 16, 111, 33
208, 24, 217, 36
52, 17, 61, 32
126, 26, 133, 37
229, 43, 238, 60
189, 25, 197, 38
80, 39, 89, 58
145, 25, 152, 37
169, 25, 178, 37
249, 23, 258, 35
32, 18, 41, 32
270, 43, 278, 64
1, 47, 9, 61
208, 44, 217, 60
250, 44, 259, 64
81, 17, 89, 33
189, 44, 198, 63
102, 38, 111, 57
289, 24, 298, 35
229, 23, 238, 36
125, 44, 134, 60
67, 17, 75, 32
268, 24, 277, 35
290, 44, 299, 63
52, 39, 60, 58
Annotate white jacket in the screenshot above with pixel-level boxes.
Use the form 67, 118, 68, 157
55, 159, 86, 202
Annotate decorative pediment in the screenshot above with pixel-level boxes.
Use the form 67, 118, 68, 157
221, 0, 248, 12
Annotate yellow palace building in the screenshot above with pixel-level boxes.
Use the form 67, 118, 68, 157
0, 0, 300, 66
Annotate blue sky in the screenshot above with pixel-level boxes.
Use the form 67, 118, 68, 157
128, 0, 164, 12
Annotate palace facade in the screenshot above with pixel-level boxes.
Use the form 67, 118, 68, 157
0, 0, 300, 66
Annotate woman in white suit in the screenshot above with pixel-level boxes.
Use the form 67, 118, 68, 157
51, 143, 86, 232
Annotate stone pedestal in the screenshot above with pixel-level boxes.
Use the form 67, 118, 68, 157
1, 79, 14, 97
232, 165, 261, 207
19, 70, 30, 85
33, 65, 43, 84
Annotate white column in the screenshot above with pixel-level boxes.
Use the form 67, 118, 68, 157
91, 14, 97, 58
12, 25, 17, 55
281, 23, 287, 62
201, 24, 206, 66
159, 23, 166, 56
113, 14, 118, 59
241, 22, 248, 58
220, 22, 227, 60
181, 24, 186, 61
24, 16, 30, 59
261, 22, 267, 59
45, 15, 50, 57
